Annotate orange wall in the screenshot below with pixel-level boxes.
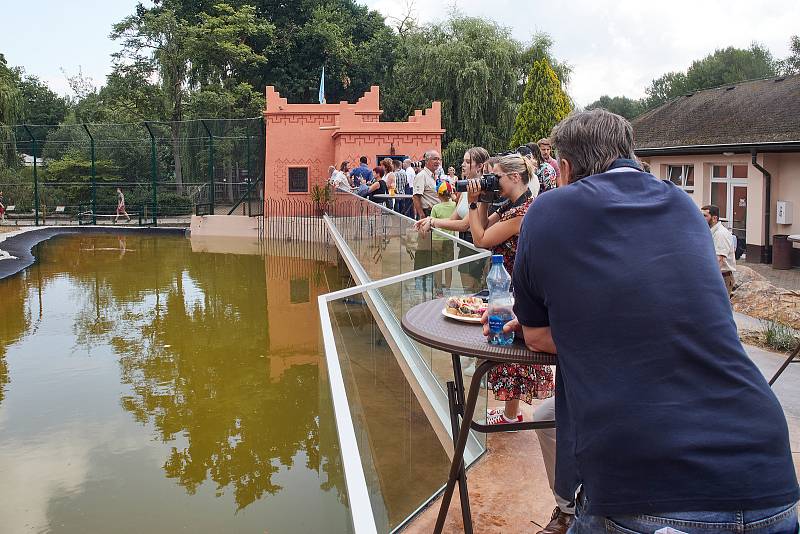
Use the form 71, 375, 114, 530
264, 86, 444, 202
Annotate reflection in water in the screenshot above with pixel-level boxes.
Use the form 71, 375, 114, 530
0, 234, 351, 533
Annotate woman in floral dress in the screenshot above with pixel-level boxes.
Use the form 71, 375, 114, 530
465, 153, 554, 424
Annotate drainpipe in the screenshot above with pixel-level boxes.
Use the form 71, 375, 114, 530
751, 151, 772, 263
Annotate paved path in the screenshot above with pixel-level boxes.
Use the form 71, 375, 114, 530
746, 263, 800, 292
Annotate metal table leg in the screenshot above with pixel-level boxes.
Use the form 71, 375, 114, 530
434, 360, 495, 534
769, 339, 800, 386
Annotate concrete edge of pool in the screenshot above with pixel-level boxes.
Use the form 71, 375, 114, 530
0, 226, 187, 280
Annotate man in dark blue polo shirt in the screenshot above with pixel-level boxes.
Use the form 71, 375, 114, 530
350, 155, 373, 188
510, 109, 798, 533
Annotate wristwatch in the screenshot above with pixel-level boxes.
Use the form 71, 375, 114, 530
469, 202, 478, 210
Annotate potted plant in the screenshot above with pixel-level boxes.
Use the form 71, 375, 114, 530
310, 183, 333, 216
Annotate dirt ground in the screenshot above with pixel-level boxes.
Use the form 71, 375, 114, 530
733, 265, 800, 330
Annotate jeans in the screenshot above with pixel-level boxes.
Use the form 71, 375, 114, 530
569, 493, 798, 534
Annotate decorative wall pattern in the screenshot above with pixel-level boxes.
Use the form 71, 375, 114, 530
267, 114, 336, 127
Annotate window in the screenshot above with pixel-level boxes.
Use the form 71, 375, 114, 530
666, 165, 694, 193
288, 167, 309, 193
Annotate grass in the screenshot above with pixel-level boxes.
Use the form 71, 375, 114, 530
760, 319, 799, 352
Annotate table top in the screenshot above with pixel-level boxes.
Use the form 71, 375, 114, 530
788, 235, 800, 243
373, 193, 413, 199
401, 298, 557, 365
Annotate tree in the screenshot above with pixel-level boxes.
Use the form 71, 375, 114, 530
586, 95, 644, 120
509, 59, 572, 149
644, 44, 778, 109
780, 35, 800, 75
16, 74, 69, 158
382, 14, 570, 153
112, 3, 273, 193
0, 53, 22, 167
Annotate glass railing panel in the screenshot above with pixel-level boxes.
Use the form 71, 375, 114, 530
322, 263, 492, 531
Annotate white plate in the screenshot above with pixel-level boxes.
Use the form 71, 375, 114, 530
441, 308, 483, 324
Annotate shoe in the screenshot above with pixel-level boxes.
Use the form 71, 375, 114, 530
536, 507, 574, 534
486, 408, 523, 425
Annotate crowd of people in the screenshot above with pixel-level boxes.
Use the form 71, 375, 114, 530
332, 111, 797, 534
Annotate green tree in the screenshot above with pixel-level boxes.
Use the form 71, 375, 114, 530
16, 74, 69, 158
112, 3, 272, 192
586, 95, 644, 120
644, 44, 778, 109
780, 35, 800, 75
383, 14, 569, 153
0, 53, 22, 167
509, 59, 572, 149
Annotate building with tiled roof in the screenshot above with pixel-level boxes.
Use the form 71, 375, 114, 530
633, 74, 800, 264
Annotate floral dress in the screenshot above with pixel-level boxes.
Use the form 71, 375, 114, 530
537, 162, 558, 192
488, 195, 554, 404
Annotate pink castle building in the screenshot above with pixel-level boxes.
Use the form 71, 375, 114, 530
263, 86, 445, 201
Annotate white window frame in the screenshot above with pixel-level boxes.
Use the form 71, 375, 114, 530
666, 164, 694, 193
710, 164, 747, 228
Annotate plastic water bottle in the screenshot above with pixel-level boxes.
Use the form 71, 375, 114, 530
487, 254, 514, 346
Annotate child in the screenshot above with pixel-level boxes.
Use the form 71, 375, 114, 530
429, 181, 457, 291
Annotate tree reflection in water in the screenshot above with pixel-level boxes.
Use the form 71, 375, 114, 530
1, 233, 348, 513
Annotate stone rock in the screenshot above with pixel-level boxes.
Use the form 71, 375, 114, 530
732, 276, 800, 330
733, 265, 766, 289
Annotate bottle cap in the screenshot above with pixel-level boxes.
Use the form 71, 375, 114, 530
491, 254, 504, 264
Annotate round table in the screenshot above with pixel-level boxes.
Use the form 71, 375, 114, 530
401, 298, 557, 534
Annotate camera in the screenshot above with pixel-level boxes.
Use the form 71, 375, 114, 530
455, 173, 501, 203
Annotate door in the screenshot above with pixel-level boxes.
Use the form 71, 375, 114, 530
731, 185, 747, 244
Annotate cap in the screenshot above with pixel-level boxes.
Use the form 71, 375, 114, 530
491, 254, 504, 264
437, 181, 452, 196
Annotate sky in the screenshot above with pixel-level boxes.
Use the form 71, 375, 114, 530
0, 0, 797, 107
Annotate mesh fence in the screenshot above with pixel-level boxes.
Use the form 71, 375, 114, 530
0, 118, 264, 225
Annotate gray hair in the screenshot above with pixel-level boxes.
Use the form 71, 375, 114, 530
550, 109, 635, 183
423, 149, 440, 160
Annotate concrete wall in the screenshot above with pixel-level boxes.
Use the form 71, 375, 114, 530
642, 152, 800, 263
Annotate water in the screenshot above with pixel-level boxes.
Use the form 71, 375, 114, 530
0, 233, 352, 534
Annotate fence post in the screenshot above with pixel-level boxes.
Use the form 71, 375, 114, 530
143, 122, 158, 226
246, 134, 252, 216
22, 125, 39, 225
200, 120, 214, 214
82, 124, 97, 225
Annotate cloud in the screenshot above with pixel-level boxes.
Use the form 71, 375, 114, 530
362, 0, 798, 106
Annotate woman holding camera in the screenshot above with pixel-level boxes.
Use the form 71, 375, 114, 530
466, 153, 554, 424
414, 147, 490, 291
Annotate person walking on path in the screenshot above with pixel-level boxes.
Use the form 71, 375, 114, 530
702, 204, 737, 297
0, 190, 5, 222
114, 187, 131, 223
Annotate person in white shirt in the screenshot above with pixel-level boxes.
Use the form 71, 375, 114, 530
702, 204, 736, 297
402, 159, 416, 193
328, 165, 350, 190
412, 150, 441, 219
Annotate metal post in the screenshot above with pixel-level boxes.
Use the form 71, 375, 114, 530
144, 122, 158, 226
246, 134, 252, 216
82, 124, 96, 225
22, 125, 39, 225
201, 120, 214, 214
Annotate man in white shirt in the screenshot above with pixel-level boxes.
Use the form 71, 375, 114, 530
402, 159, 415, 193
412, 150, 441, 219
702, 204, 736, 297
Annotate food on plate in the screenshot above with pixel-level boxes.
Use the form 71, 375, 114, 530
445, 296, 487, 318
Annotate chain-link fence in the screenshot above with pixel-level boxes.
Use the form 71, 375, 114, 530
0, 118, 264, 226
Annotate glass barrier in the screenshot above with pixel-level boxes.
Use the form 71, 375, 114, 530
322, 189, 494, 532
322, 267, 490, 532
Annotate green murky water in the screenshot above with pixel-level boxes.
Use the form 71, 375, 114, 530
0, 233, 351, 533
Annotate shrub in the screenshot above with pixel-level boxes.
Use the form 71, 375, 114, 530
760, 319, 798, 352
